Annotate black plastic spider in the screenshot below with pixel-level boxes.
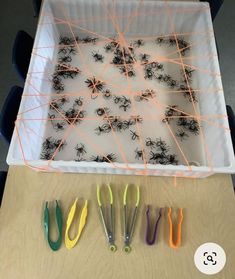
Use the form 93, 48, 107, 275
144, 68, 154, 80
155, 138, 170, 153
148, 62, 164, 72
104, 153, 117, 162
64, 108, 77, 122
119, 103, 131, 112
124, 95, 132, 105
52, 75, 62, 85
155, 63, 164, 71
75, 143, 86, 157
163, 105, 179, 123
114, 95, 130, 106
131, 115, 143, 124
143, 89, 156, 98
104, 40, 119, 52
91, 153, 116, 163
64, 108, 85, 124
184, 67, 194, 78
166, 154, 178, 165
123, 120, 131, 129
78, 110, 85, 119
58, 55, 72, 63
139, 53, 150, 64
179, 84, 187, 91
41, 137, 66, 159
50, 100, 60, 111
81, 36, 98, 44
53, 122, 66, 132
149, 151, 167, 165
187, 119, 200, 135
114, 120, 129, 132
60, 96, 69, 105
144, 62, 163, 78
54, 140, 67, 152
163, 74, 171, 82
58, 47, 68, 55
74, 97, 83, 107
155, 74, 164, 83
135, 148, 144, 160
112, 54, 124, 65
56, 64, 80, 79
104, 44, 113, 52
112, 46, 135, 66
177, 38, 189, 48
176, 129, 189, 141
42, 137, 55, 151
118, 96, 131, 111
124, 50, 135, 63
90, 155, 103, 162
133, 39, 144, 48
135, 89, 156, 102
95, 124, 111, 135
177, 113, 188, 127
59, 36, 74, 45
177, 38, 190, 56
102, 89, 112, 99
145, 137, 156, 149
68, 46, 77, 55
52, 75, 65, 93
155, 37, 165, 45
95, 107, 110, 116
147, 62, 155, 69
58, 36, 77, 54
168, 37, 176, 46
130, 130, 139, 140
104, 115, 120, 123
50, 96, 68, 110
168, 79, 178, 88
48, 113, 55, 120
119, 66, 135, 77
40, 150, 54, 160
113, 96, 121, 104
104, 116, 127, 132
183, 87, 197, 103
85, 77, 105, 93
92, 51, 104, 63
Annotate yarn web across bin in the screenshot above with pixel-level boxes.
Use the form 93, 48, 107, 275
7, 0, 235, 177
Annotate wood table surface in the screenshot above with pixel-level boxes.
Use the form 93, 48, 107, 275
0, 166, 235, 279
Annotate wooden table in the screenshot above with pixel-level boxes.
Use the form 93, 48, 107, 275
0, 166, 235, 279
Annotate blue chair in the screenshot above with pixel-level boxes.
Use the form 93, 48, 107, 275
200, 0, 224, 21
32, 0, 42, 17
0, 86, 23, 144
12, 31, 34, 82
0, 171, 7, 207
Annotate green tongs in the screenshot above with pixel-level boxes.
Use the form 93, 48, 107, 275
43, 200, 63, 251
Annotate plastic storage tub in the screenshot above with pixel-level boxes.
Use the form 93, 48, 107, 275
7, 0, 235, 177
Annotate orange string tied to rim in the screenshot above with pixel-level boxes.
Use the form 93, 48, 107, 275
167, 207, 183, 248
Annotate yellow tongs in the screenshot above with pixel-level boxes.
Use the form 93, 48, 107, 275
64, 198, 88, 250
123, 184, 140, 253
97, 184, 117, 252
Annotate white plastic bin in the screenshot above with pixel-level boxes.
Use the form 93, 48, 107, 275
7, 0, 235, 177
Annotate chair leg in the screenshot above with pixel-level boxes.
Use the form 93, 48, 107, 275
226, 105, 235, 154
